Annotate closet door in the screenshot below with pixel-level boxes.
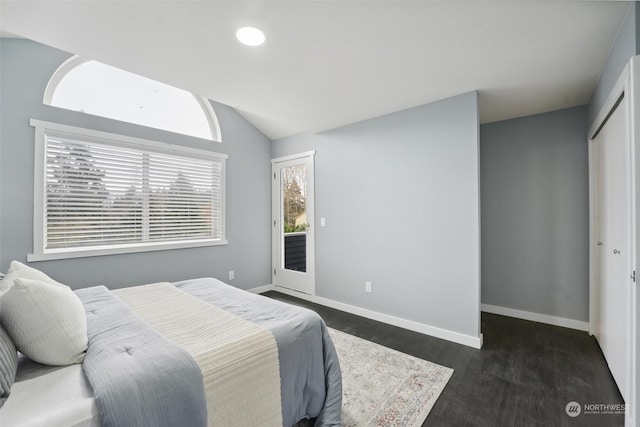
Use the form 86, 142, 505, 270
593, 97, 631, 403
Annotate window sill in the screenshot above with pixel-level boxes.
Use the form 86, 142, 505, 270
27, 239, 228, 262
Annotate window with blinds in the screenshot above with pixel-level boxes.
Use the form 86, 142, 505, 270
29, 120, 227, 260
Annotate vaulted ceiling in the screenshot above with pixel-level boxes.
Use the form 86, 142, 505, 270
0, 1, 631, 139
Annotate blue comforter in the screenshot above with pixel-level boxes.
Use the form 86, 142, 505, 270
76, 279, 342, 427
76, 286, 207, 427
175, 278, 342, 427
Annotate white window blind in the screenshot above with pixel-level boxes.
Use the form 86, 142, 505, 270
30, 120, 227, 260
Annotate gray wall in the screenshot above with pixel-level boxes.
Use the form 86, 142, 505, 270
480, 107, 589, 321
0, 39, 272, 290
272, 92, 481, 338
588, 2, 637, 126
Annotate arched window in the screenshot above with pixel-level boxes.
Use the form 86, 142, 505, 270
43, 56, 221, 142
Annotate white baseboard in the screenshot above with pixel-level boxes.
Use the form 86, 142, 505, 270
269, 285, 483, 349
246, 284, 275, 294
481, 303, 589, 331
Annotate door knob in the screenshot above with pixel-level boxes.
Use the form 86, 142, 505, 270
613, 249, 621, 255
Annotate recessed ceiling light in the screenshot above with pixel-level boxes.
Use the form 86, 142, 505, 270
236, 27, 265, 47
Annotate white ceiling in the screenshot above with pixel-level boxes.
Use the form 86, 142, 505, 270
0, 1, 631, 140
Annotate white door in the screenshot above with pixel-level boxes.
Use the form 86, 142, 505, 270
271, 152, 315, 295
593, 97, 631, 403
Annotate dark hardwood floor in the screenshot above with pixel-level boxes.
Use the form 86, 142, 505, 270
264, 291, 625, 427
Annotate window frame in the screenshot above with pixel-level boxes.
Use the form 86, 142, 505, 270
28, 119, 228, 262
43, 56, 222, 143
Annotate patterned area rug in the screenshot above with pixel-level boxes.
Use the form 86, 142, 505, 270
329, 328, 454, 427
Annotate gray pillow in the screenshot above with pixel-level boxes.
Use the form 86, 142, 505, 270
0, 324, 18, 408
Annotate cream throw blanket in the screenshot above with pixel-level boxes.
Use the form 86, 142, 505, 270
113, 283, 282, 427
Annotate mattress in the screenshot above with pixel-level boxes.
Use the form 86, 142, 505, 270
0, 356, 99, 427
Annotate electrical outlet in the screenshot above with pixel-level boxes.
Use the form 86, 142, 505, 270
365, 281, 372, 293
228, 270, 235, 280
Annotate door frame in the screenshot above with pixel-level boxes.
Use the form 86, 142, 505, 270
271, 150, 316, 295
588, 56, 638, 427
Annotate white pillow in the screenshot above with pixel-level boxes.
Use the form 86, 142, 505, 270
0, 260, 64, 297
0, 277, 88, 365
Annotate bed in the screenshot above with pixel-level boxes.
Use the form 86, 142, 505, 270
0, 264, 342, 427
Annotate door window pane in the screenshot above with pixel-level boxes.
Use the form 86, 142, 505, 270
282, 165, 306, 272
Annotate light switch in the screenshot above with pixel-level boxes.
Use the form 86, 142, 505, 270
320, 217, 326, 227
